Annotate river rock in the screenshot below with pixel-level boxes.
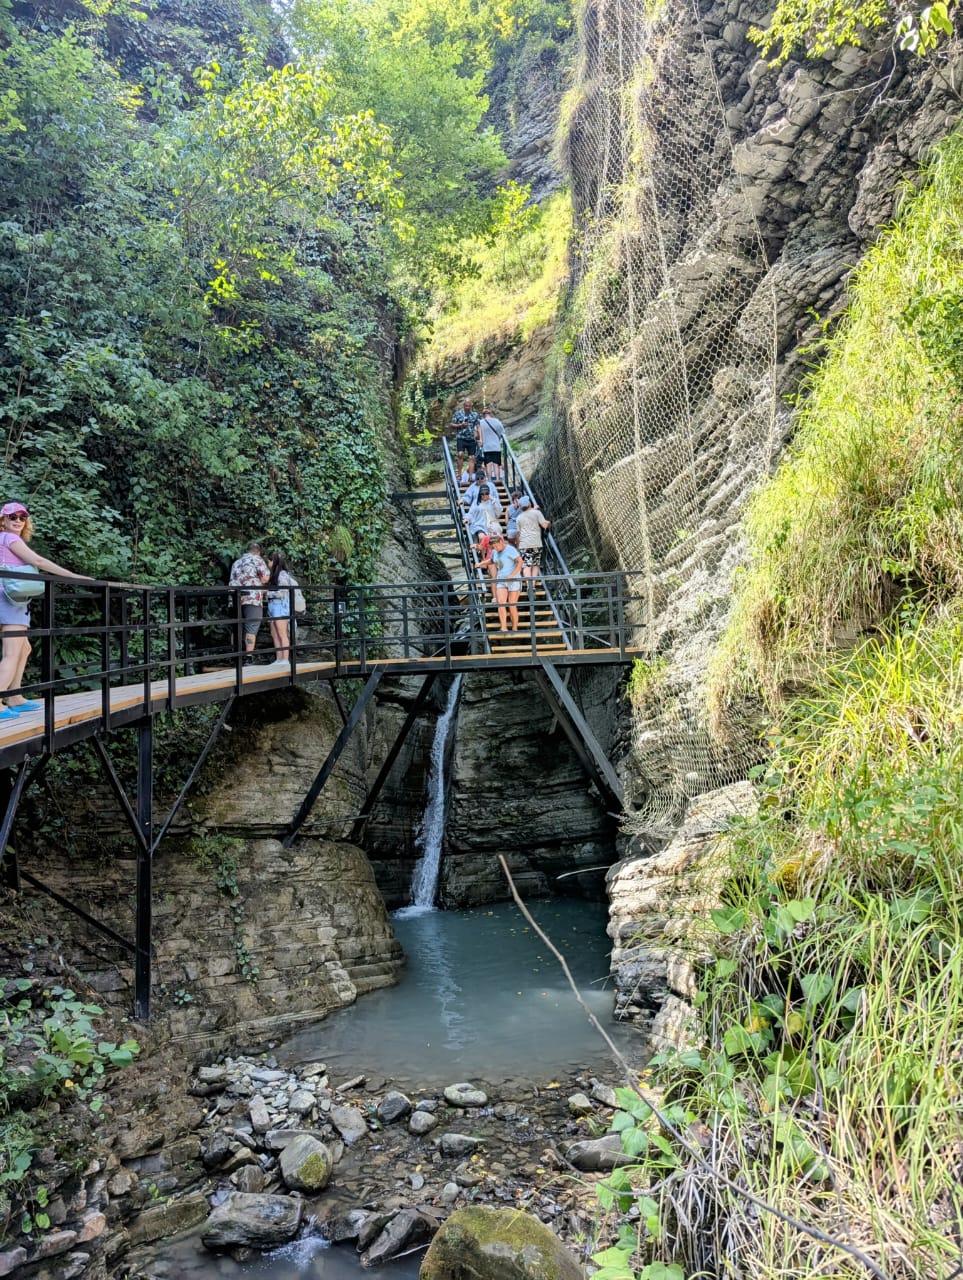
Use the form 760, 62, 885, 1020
590, 1081, 618, 1108
358, 1211, 395, 1249
362, 1208, 436, 1266
444, 1083, 487, 1108
420, 1205, 583, 1280
302, 1061, 328, 1079
409, 1111, 438, 1136
330, 1104, 368, 1145
279, 1134, 333, 1192
250, 1068, 288, 1085
249, 1095, 271, 1133
289, 1090, 316, 1116
377, 1090, 413, 1124
453, 1160, 484, 1187
567, 1093, 594, 1116
231, 1165, 266, 1194
564, 1133, 634, 1172
201, 1132, 232, 1170
202, 1193, 302, 1250
198, 1066, 228, 1085
326, 1207, 369, 1243
440, 1182, 460, 1205
441, 1133, 483, 1158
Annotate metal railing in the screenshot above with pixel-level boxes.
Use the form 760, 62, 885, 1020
0, 568, 648, 748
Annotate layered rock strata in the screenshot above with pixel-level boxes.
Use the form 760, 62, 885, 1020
606, 782, 757, 1050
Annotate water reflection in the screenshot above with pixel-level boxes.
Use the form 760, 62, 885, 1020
282, 899, 632, 1087
149, 1229, 422, 1280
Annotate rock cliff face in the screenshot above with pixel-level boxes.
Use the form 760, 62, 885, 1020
443, 669, 622, 906
537, 0, 963, 831
541, 2, 963, 1036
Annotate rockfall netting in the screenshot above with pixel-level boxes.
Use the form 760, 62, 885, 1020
538, 0, 783, 834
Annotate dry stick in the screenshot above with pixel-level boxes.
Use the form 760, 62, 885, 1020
497, 855, 891, 1280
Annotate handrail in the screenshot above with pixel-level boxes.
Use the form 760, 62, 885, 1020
0, 569, 649, 766
501, 436, 574, 585
441, 437, 493, 654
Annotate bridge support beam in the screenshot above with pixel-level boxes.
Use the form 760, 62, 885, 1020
532, 659, 624, 813
282, 669, 384, 848
134, 718, 153, 1022
349, 673, 438, 842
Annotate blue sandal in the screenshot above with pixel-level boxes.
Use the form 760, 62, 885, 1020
11, 700, 41, 711
0, 707, 22, 720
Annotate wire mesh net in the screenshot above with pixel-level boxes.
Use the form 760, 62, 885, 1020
537, 0, 782, 835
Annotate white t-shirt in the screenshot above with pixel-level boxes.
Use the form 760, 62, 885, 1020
517, 507, 549, 549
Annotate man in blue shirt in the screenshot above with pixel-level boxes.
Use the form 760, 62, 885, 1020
451, 397, 480, 483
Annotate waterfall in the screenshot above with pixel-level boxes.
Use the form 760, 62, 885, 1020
398, 676, 462, 916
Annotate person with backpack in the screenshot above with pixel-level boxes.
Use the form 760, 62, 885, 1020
478, 405, 506, 484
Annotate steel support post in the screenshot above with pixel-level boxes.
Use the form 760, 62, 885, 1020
282, 669, 384, 848
532, 659, 624, 812
134, 718, 153, 1022
349, 673, 438, 841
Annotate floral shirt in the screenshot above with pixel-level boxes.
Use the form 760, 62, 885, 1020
229, 551, 268, 606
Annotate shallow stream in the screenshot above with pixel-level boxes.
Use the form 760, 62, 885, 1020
147, 897, 632, 1279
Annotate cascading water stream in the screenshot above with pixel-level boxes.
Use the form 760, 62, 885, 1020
396, 675, 462, 916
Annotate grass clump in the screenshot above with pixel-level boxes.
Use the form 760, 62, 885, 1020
416, 187, 571, 379
604, 613, 963, 1277
710, 128, 963, 725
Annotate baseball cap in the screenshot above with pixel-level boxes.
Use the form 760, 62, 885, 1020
1, 502, 29, 517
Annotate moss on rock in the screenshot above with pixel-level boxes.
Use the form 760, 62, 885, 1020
419, 1205, 584, 1280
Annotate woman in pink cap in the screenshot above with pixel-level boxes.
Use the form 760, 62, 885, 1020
0, 500, 88, 720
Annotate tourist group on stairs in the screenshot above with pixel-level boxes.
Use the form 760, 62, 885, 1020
448, 398, 553, 639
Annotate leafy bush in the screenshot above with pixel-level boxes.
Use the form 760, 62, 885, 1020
0, 976, 140, 1238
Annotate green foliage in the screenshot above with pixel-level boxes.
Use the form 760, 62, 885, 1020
625, 655, 667, 709
711, 128, 963, 722
410, 189, 571, 402
189, 834, 260, 983
0, 975, 140, 1237
750, 0, 953, 62
0, 3, 397, 587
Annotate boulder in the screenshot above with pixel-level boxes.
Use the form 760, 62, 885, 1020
202, 1192, 302, 1250
201, 1131, 232, 1170
564, 1134, 634, 1172
409, 1110, 438, 1136
443, 1083, 487, 1108
279, 1134, 333, 1192
377, 1091, 413, 1124
420, 1205, 583, 1280
330, 1104, 369, 1146
325, 1207, 369, 1243
249, 1095, 271, 1133
441, 1133, 483, 1158
363, 1208, 436, 1266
